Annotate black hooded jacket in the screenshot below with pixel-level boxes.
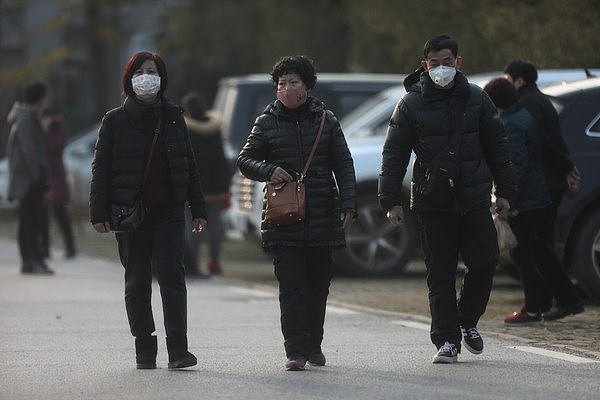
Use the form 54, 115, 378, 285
517, 83, 573, 195
237, 97, 357, 248
378, 67, 516, 213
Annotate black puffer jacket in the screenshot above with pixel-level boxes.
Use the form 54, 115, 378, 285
237, 97, 356, 248
501, 102, 551, 212
89, 96, 206, 224
518, 83, 573, 195
379, 67, 516, 213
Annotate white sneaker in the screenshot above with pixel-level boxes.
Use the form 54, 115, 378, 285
432, 341, 458, 364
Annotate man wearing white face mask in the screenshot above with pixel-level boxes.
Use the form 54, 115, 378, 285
379, 35, 516, 364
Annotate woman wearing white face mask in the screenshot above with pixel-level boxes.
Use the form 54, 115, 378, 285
89, 51, 207, 370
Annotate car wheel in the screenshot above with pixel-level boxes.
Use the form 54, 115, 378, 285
570, 209, 600, 300
334, 193, 417, 276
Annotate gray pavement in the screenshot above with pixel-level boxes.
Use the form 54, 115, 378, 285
1, 238, 599, 400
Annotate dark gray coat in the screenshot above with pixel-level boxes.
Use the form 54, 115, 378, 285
237, 97, 356, 248
6, 102, 47, 201
379, 67, 516, 213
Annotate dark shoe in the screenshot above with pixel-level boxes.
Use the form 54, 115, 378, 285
168, 351, 197, 369
307, 351, 326, 366
432, 342, 458, 364
135, 335, 157, 369
462, 326, 483, 355
166, 336, 197, 369
285, 357, 307, 371
504, 307, 543, 326
65, 248, 77, 259
22, 260, 54, 275
543, 303, 584, 321
208, 261, 223, 275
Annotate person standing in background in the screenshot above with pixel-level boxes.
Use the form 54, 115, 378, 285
6, 81, 54, 275
181, 91, 231, 278
504, 59, 582, 320
483, 77, 584, 325
40, 110, 77, 259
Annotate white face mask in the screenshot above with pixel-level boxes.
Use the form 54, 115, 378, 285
131, 74, 161, 97
428, 65, 456, 87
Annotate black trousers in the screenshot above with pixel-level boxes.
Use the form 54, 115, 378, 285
417, 208, 498, 349
509, 206, 581, 313
270, 246, 334, 359
41, 205, 76, 256
116, 205, 188, 338
17, 181, 45, 263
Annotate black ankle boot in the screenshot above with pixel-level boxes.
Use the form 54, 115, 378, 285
135, 335, 157, 369
166, 336, 197, 369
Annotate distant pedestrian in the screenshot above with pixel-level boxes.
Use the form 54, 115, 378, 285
6, 81, 54, 275
89, 51, 207, 369
181, 91, 231, 278
40, 110, 77, 259
237, 55, 357, 371
484, 78, 584, 325
504, 59, 583, 320
378, 35, 516, 363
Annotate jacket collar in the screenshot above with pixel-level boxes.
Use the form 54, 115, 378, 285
404, 66, 471, 102
265, 96, 325, 118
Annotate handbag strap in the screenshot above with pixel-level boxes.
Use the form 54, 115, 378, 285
298, 111, 326, 184
138, 116, 162, 194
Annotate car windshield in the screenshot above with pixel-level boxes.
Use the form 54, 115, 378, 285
341, 89, 395, 128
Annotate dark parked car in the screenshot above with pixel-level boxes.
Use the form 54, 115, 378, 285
544, 78, 600, 299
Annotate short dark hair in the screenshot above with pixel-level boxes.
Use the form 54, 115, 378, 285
24, 81, 47, 104
483, 77, 518, 110
181, 91, 208, 119
504, 59, 538, 85
423, 35, 458, 58
121, 51, 168, 97
270, 55, 317, 90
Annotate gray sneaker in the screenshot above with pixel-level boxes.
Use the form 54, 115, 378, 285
432, 342, 458, 364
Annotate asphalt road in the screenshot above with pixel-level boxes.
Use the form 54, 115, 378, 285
1, 238, 599, 400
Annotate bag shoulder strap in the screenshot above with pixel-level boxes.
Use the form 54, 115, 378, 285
138, 116, 162, 194
299, 111, 326, 182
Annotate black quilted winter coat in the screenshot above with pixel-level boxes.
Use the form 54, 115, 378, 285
89, 96, 206, 224
237, 97, 357, 248
378, 67, 516, 213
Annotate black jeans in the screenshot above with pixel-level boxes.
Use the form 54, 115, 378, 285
509, 206, 581, 313
41, 205, 76, 256
116, 205, 187, 338
17, 181, 45, 263
417, 208, 498, 349
270, 246, 334, 359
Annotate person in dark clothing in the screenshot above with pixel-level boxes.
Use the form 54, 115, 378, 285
237, 55, 357, 371
7, 81, 54, 275
504, 59, 583, 321
181, 91, 231, 278
40, 110, 77, 259
483, 78, 584, 326
378, 35, 516, 364
89, 51, 207, 370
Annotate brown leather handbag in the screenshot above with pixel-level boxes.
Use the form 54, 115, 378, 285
264, 112, 326, 226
